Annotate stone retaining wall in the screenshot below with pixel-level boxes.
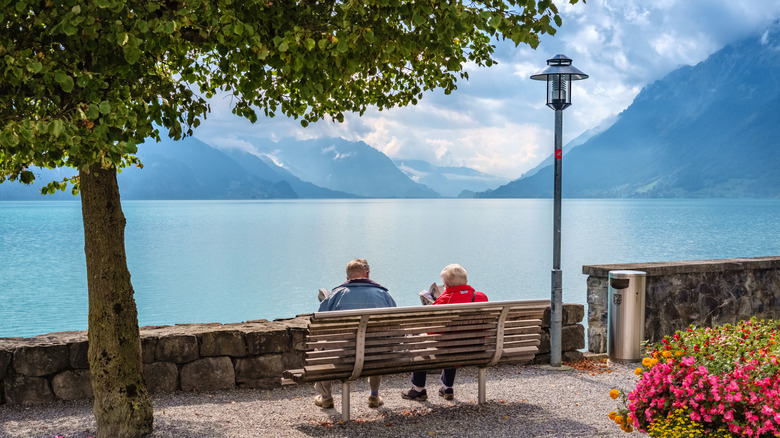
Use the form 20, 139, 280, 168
584, 256, 780, 354
1, 304, 584, 406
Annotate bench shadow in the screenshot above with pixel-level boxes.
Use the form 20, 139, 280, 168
293, 400, 610, 437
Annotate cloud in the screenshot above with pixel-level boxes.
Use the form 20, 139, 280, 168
194, 0, 780, 180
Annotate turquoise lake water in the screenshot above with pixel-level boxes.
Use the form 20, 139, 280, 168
1, 198, 778, 338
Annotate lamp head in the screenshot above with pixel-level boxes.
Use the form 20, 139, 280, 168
530, 54, 588, 110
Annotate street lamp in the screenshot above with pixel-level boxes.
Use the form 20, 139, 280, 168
530, 54, 588, 368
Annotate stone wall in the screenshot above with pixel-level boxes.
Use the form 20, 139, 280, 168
0, 317, 309, 406
584, 256, 780, 354
1, 304, 585, 406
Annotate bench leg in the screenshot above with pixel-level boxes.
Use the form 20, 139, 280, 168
478, 368, 487, 404
342, 381, 351, 422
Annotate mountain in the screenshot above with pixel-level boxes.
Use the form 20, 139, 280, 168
117, 136, 298, 199
248, 138, 440, 198
392, 159, 509, 197
221, 148, 356, 198
478, 23, 780, 198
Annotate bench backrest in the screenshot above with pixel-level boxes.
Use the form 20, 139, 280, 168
297, 299, 550, 382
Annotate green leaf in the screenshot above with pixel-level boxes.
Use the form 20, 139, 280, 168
163, 21, 174, 34
336, 39, 347, 53
85, 104, 99, 119
28, 61, 42, 73
51, 120, 63, 138
99, 101, 111, 114
54, 71, 74, 92
412, 13, 426, 27
278, 41, 289, 52
62, 23, 78, 36
123, 45, 141, 64
71, 5, 80, 14
364, 30, 375, 43
304, 38, 315, 51
95, 0, 110, 7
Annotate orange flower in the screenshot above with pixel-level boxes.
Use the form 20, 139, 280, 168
609, 389, 620, 399
634, 368, 642, 375
608, 411, 618, 420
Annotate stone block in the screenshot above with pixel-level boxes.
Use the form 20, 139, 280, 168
4, 376, 55, 405
144, 362, 179, 393
155, 334, 198, 363
13, 344, 69, 377
588, 326, 607, 354
245, 329, 290, 355
234, 355, 284, 389
180, 357, 235, 392
281, 351, 304, 370
200, 331, 247, 357
538, 324, 585, 354
52, 370, 93, 400
0, 349, 11, 379
542, 304, 585, 328
563, 304, 585, 325
141, 337, 157, 364
69, 340, 89, 369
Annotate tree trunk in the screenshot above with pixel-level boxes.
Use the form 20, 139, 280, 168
80, 163, 153, 438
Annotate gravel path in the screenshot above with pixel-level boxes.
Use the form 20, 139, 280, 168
0, 359, 643, 437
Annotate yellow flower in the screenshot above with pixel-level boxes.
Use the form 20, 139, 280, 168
662, 350, 673, 358
634, 368, 643, 375
614, 415, 625, 425
609, 411, 617, 420
609, 389, 620, 399
621, 424, 633, 433
651, 358, 659, 366
642, 357, 653, 367
675, 350, 683, 356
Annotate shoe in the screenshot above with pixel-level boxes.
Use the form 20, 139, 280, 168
368, 395, 384, 408
401, 388, 428, 401
314, 395, 334, 409
439, 387, 454, 400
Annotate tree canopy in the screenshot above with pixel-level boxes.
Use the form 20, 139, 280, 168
1, 0, 576, 190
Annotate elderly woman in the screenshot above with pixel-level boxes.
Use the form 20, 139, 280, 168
402, 263, 488, 401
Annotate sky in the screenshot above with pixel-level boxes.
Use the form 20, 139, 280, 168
194, 0, 780, 180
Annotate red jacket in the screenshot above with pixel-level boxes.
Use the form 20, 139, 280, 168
433, 284, 488, 305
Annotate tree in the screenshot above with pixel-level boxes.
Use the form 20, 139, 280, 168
0, 0, 579, 436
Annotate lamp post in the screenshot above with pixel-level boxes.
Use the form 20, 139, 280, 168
531, 54, 588, 368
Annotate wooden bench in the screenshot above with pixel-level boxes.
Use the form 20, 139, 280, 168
282, 299, 550, 420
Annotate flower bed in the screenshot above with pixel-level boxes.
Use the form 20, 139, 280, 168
609, 318, 780, 437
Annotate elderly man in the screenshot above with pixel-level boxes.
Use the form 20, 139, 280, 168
402, 263, 488, 402
315, 258, 396, 409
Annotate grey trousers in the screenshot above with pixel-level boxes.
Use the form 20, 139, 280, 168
315, 376, 382, 398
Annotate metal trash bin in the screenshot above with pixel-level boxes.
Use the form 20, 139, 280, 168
607, 270, 646, 362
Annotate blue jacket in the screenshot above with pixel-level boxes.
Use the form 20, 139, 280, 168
318, 279, 397, 312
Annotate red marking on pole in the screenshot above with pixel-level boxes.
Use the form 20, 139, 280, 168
555, 149, 562, 159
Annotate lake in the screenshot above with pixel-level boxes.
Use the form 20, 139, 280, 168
1, 198, 778, 338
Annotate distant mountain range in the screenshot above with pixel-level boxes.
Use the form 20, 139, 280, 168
0, 136, 504, 200
478, 22, 780, 198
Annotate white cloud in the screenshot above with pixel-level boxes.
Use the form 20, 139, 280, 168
193, 0, 780, 180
